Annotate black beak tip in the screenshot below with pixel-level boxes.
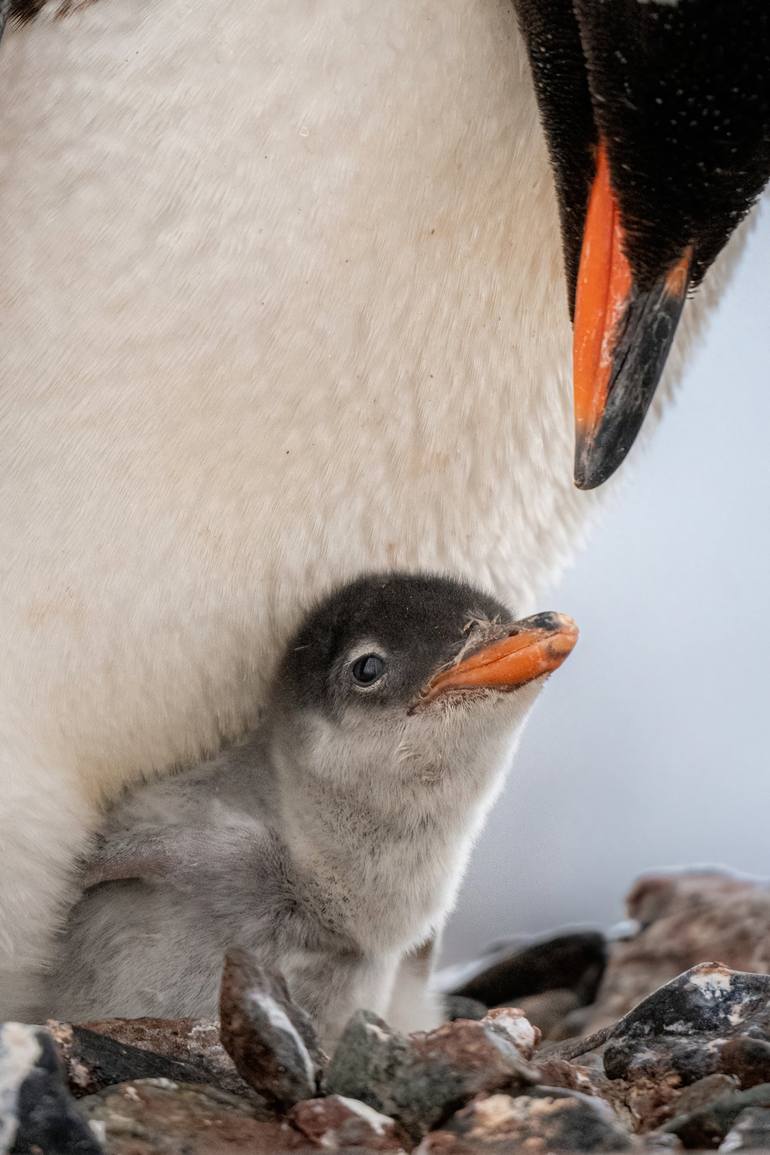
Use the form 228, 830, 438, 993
574, 454, 602, 491
572, 263, 691, 492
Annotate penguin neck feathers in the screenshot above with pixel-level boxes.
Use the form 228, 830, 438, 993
269, 700, 528, 955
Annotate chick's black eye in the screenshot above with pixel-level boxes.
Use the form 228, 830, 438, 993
351, 654, 386, 686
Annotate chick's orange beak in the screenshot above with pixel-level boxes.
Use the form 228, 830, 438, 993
419, 612, 578, 705
573, 140, 691, 490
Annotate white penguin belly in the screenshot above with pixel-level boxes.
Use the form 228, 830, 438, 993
0, 0, 585, 800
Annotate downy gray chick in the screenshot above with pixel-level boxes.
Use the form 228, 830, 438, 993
46, 573, 577, 1047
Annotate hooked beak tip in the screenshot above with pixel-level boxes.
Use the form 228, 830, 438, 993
572, 140, 692, 489
574, 437, 623, 491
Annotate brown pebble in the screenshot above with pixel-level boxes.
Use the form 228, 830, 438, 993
290, 1094, 407, 1151
219, 947, 324, 1106
80, 1078, 310, 1154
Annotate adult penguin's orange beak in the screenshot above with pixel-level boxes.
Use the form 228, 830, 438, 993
572, 142, 691, 491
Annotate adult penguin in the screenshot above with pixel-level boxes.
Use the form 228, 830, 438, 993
0, 1, 767, 1015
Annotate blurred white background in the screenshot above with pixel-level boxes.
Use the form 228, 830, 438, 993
444, 204, 770, 964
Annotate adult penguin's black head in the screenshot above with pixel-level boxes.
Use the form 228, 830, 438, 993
514, 0, 770, 489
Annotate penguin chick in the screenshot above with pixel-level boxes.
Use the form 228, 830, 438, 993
45, 573, 577, 1047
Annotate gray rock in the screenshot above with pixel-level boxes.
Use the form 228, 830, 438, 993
327, 1010, 539, 1139
602, 963, 770, 1086
0, 1022, 102, 1155
675, 1074, 741, 1117
219, 948, 324, 1107
415, 1088, 634, 1153
664, 1082, 770, 1148
719, 1106, 770, 1151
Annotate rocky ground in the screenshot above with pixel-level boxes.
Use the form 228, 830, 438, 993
5, 868, 770, 1154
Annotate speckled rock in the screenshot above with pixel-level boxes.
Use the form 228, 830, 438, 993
663, 1082, 770, 1148
718, 1105, 770, 1150
289, 1095, 407, 1151
482, 1006, 541, 1059
75, 1018, 252, 1097
415, 1088, 635, 1153
79, 1079, 311, 1154
0, 1022, 102, 1154
219, 948, 324, 1107
602, 963, 770, 1086
46, 1020, 240, 1100
327, 1009, 539, 1139
586, 870, 770, 1032
449, 931, 607, 1009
